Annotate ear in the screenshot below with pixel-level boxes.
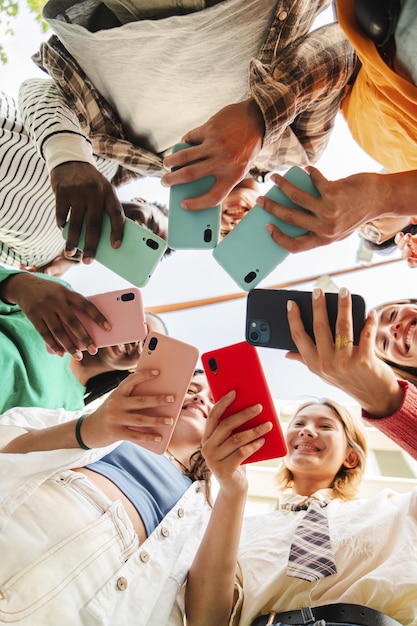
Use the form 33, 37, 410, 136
343, 448, 359, 469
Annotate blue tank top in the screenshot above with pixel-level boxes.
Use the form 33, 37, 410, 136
85, 442, 192, 535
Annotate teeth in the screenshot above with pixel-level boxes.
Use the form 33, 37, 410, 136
405, 321, 416, 351
225, 206, 248, 216
296, 444, 318, 451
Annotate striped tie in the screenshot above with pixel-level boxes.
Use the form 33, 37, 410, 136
286, 499, 337, 582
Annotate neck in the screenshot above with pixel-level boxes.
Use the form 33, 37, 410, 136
291, 476, 333, 497
69, 352, 110, 386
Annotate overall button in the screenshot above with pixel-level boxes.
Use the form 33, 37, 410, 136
140, 550, 150, 563
161, 527, 170, 538
116, 577, 128, 591
177, 508, 185, 518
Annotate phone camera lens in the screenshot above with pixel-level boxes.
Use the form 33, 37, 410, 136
244, 271, 257, 284
121, 292, 135, 302
148, 336, 158, 351
203, 228, 212, 242
259, 322, 268, 332
146, 238, 159, 250
208, 357, 217, 372
250, 331, 259, 342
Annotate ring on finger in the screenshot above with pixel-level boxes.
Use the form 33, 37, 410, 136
335, 333, 354, 349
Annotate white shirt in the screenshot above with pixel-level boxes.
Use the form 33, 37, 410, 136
231, 489, 417, 626
0, 407, 211, 625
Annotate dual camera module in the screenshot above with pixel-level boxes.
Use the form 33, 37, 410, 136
248, 319, 271, 344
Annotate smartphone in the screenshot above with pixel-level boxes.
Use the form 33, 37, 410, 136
202, 341, 287, 464
46, 287, 147, 353
246, 289, 366, 352
132, 332, 199, 454
168, 142, 221, 249
212, 166, 318, 291
62, 214, 167, 287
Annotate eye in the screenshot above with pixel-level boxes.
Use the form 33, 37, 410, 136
389, 308, 397, 323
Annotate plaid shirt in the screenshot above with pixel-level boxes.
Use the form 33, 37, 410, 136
28, 0, 356, 183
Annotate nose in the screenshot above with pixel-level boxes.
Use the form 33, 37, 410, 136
299, 425, 316, 438
389, 321, 402, 340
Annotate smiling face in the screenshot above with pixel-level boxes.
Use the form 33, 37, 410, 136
375, 302, 417, 367
358, 216, 414, 245
284, 404, 358, 495
97, 342, 141, 371
220, 178, 260, 238
170, 373, 214, 447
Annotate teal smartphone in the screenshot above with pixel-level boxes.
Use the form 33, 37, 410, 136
62, 213, 167, 287
212, 166, 318, 291
168, 142, 221, 249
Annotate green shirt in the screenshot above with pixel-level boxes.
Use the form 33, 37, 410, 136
0, 267, 85, 413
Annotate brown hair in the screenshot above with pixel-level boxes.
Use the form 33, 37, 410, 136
275, 399, 368, 501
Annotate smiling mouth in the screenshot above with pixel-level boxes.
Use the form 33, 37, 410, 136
182, 404, 207, 419
295, 443, 320, 452
405, 320, 417, 352
224, 206, 250, 218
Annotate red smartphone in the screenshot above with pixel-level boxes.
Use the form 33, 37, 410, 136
46, 288, 147, 353
202, 341, 287, 464
132, 332, 199, 454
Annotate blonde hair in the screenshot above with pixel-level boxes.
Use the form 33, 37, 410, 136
374, 300, 417, 386
275, 399, 368, 501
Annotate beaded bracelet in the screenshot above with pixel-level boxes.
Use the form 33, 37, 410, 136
75, 414, 91, 450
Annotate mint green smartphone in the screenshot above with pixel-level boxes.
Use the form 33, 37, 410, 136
62, 213, 167, 287
212, 167, 318, 291
168, 142, 221, 249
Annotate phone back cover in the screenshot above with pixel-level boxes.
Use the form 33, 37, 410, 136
133, 332, 199, 454
245, 289, 366, 351
63, 214, 167, 287
168, 143, 221, 249
71, 288, 147, 349
202, 341, 286, 463
212, 166, 319, 291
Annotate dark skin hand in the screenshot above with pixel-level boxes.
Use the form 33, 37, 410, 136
0, 272, 111, 359
162, 99, 265, 210
50, 161, 125, 263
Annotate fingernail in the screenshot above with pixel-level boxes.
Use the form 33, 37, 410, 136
270, 174, 280, 185
266, 224, 273, 235
151, 369, 159, 375
164, 417, 174, 425
103, 321, 112, 331
83, 257, 93, 265
112, 240, 121, 249
313, 288, 321, 299
251, 403, 262, 413
287, 300, 293, 311
256, 196, 265, 208
161, 179, 168, 188
154, 436, 162, 442
339, 287, 349, 298
394, 232, 403, 244
368, 309, 377, 320
165, 395, 175, 403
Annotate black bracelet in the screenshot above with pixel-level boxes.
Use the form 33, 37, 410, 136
75, 414, 91, 450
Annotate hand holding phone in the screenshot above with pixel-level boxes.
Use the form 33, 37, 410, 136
62, 214, 167, 287
46, 287, 147, 354
213, 167, 318, 290
168, 142, 221, 249
202, 341, 286, 464
132, 332, 199, 453
246, 289, 366, 352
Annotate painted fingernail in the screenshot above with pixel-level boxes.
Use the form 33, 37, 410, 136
151, 369, 159, 375
103, 321, 112, 331
313, 288, 321, 299
164, 418, 174, 425
165, 395, 175, 403
339, 287, 349, 298
154, 435, 162, 442
287, 300, 293, 311
266, 224, 273, 236
256, 196, 265, 208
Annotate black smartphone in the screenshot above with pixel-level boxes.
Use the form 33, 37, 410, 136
245, 288, 366, 352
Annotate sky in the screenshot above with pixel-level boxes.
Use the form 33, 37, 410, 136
1, 4, 416, 408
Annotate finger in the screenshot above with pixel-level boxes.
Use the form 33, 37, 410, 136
204, 390, 236, 440
82, 202, 103, 262
106, 195, 125, 249
304, 166, 329, 192
55, 190, 71, 231
285, 351, 304, 364
287, 299, 317, 360
163, 142, 202, 170
266, 224, 324, 253
357, 308, 379, 356
270, 172, 320, 212
118, 369, 161, 395
311, 288, 336, 349
64, 205, 86, 256
335, 287, 354, 341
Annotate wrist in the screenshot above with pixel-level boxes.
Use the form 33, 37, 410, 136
75, 414, 92, 450
362, 380, 405, 418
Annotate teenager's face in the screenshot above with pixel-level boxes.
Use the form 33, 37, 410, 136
285, 405, 354, 490
124, 199, 168, 241
376, 302, 417, 367
97, 343, 141, 371
220, 179, 260, 238
358, 216, 412, 244
173, 374, 214, 445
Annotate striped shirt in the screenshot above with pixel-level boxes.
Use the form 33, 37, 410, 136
0, 90, 117, 268
20, 0, 356, 180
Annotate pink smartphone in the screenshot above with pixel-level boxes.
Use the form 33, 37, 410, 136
202, 341, 287, 464
132, 332, 199, 454
46, 288, 147, 353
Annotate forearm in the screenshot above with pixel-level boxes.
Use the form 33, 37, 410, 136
362, 380, 417, 460
186, 487, 247, 626
18, 78, 95, 172
250, 23, 356, 150
0, 417, 85, 453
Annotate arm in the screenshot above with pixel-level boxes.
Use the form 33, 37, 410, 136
1, 370, 175, 453
18, 78, 124, 262
259, 167, 417, 253
162, 23, 355, 210
185, 392, 272, 626
0, 268, 110, 358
